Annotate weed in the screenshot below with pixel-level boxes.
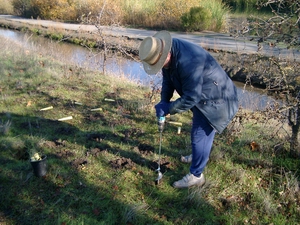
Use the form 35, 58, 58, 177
0, 119, 11, 134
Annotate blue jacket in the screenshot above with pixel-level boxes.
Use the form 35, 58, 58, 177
161, 38, 239, 133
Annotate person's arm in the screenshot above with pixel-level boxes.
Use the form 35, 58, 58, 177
160, 71, 174, 102
169, 64, 204, 114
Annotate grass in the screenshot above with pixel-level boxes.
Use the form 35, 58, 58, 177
0, 34, 300, 225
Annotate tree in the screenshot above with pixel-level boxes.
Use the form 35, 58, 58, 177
256, 0, 300, 49
244, 0, 300, 157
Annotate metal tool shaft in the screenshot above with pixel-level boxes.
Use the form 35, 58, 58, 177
155, 131, 163, 184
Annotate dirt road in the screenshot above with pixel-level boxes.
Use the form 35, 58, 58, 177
1, 14, 300, 88
0, 14, 299, 60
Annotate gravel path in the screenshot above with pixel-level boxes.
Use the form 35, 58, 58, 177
0, 15, 299, 61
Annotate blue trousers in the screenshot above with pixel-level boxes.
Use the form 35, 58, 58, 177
190, 108, 215, 177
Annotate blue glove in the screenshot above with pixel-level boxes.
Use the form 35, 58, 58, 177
155, 101, 170, 117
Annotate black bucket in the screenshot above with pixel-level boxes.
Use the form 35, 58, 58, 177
30, 155, 47, 177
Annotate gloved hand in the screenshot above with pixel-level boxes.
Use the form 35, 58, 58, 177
155, 101, 170, 117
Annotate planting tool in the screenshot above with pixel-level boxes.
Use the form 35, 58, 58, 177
155, 131, 163, 185
155, 117, 165, 185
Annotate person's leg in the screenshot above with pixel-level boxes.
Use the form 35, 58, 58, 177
190, 108, 215, 177
173, 108, 215, 188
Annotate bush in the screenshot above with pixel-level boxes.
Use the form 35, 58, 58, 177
11, 0, 32, 17
181, 6, 212, 32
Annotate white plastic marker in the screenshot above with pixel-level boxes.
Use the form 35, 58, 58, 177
90, 108, 103, 111
166, 121, 183, 134
177, 127, 182, 134
104, 98, 115, 102
74, 102, 83, 105
58, 116, 73, 121
39, 106, 53, 111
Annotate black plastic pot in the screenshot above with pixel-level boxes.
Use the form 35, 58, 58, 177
30, 155, 47, 177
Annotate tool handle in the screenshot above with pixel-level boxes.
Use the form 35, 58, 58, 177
166, 121, 183, 126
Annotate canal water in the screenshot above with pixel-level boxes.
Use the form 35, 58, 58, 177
0, 28, 277, 110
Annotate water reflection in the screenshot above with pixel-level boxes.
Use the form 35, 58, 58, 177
0, 28, 277, 110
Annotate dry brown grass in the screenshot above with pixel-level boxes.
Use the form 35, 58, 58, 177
5, 0, 227, 31
0, 0, 13, 14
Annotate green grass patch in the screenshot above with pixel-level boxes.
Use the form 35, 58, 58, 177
0, 36, 299, 225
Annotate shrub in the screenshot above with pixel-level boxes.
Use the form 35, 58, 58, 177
181, 6, 212, 32
11, 0, 31, 17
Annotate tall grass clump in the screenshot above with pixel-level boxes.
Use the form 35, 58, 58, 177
200, 0, 230, 31
11, 0, 123, 25
223, 0, 258, 13
11, 0, 229, 31
157, 0, 200, 30
30, 0, 78, 22
181, 0, 229, 32
121, 0, 199, 30
181, 7, 212, 32
75, 0, 124, 25
121, 0, 229, 31
121, 0, 158, 28
0, 0, 13, 14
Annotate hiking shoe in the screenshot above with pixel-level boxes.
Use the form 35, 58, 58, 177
173, 173, 205, 188
181, 154, 192, 163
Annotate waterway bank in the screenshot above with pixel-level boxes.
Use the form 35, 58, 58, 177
0, 15, 299, 91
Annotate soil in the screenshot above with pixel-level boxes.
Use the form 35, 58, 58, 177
109, 157, 135, 169
30, 119, 169, 172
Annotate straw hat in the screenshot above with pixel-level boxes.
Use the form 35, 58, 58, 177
139, 31, 172, 75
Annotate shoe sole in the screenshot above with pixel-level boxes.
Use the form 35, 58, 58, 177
173, 177, 205, 188
173, 182, 205, 188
